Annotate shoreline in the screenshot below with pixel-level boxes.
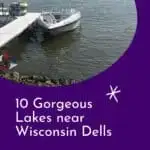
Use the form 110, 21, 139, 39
0, 71, 77, 86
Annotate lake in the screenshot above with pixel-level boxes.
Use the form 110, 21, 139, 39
3, 0, 137, 80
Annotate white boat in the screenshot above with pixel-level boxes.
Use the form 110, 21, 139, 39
37, 8, 81, 35
0, 4, 11, 24
0, 1, 28, 24
9, 1, 28, 16
0, 12, 10, 24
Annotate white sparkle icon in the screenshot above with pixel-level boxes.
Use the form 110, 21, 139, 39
106, 85, 121, 103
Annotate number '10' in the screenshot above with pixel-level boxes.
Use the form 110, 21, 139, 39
16, 98, 29, 109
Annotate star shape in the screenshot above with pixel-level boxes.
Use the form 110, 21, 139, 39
106, 85, 121, 103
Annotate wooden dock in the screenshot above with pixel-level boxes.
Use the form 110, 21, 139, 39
0, 13, 40, 48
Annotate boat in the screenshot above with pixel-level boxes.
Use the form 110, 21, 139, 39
0, 1, 28, 25
0, 2, 11, 24
9, 1, 28, 16
37, 8, 81, 36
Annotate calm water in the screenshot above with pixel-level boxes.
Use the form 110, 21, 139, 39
3, 0, 137, 80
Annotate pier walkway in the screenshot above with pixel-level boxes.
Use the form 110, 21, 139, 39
0, 13, 40, 48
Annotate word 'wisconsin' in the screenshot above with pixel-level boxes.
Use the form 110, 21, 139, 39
16, 125, 112, 137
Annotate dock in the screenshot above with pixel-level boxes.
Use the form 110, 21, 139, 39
0, 13, 40, 48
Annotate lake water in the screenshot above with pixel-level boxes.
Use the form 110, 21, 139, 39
3, 0, 137, 80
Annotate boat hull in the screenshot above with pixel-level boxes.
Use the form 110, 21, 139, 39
48, 20, 80, 36
0, 16, 11, 24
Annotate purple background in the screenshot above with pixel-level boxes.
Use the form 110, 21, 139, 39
0, 0, 149, 149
